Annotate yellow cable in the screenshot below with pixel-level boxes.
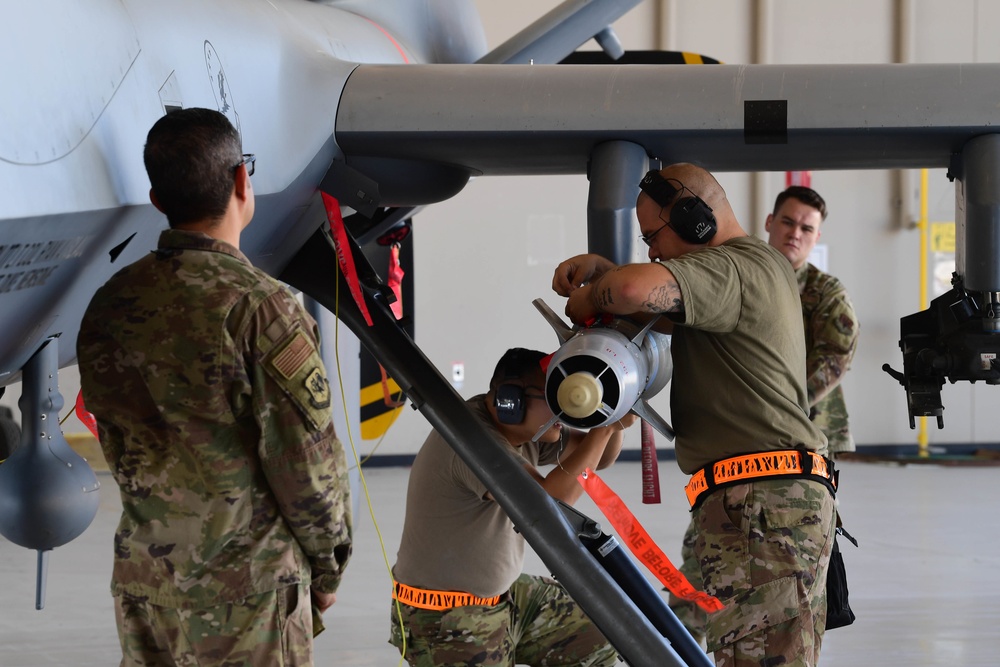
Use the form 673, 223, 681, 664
359, 426, 390, 467
358, 385, 408, 467
329, 257, 408, 665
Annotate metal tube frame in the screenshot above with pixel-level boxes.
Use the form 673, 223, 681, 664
280, 224, 689, 667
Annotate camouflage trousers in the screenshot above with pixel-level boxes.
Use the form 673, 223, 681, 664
667, 516, 708, 646
388, 572, 618, 666
114, 583, 315, 666
670, 479, 835, 667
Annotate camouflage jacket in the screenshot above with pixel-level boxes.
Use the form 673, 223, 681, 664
77, 230, 352, 608
797, 263, 860, 453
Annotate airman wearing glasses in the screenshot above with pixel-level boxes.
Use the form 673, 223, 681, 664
78, 108, 352, 666
390, 347, 635, 666
552, 163, 837, 667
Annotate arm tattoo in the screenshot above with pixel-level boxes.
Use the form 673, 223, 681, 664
595, 286, 614, 309
643, 282, 684, 313
589, 273, 615, 311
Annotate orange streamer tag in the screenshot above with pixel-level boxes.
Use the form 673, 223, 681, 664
322, 192, 372, 327
379, 364, 405, 408
387, 244, 404, 321
578, 468, 724, 613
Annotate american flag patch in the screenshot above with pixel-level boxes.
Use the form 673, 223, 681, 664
272, 331, 311, 379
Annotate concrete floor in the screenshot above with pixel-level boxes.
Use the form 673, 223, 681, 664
2, 459, 999, 666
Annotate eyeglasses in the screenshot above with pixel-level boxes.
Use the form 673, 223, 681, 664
234, 153, 256, 177
639, 222, 671, 247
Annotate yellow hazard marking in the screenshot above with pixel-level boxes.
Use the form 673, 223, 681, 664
682, 52, 704, 64
360, 378, 402, 406
361, 407, 404, 440
272, 331, 311, 379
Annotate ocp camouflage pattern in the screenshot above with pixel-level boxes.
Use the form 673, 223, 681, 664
388, 573, 618, 666
115, 584, 314, 665
696, 479, 835, 665
77, 229, 352, 609
798, 263, 859, 454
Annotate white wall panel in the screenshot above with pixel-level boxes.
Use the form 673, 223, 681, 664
770, 0, 895, 64
914, 0, 977, 62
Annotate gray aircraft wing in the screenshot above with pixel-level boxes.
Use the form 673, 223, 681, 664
337, 61, 994, 184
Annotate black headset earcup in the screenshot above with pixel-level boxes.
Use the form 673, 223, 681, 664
670, 197, 717, 244
494, 384, 525, 424
639, 170, 680, 208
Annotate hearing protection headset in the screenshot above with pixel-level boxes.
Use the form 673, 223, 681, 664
494, 383, 526, 424
493, 349, 530, 425
638, 170, 717, 244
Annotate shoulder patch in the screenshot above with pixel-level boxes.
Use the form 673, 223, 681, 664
263, 318, 287, 345
305, 367, 331, 409
272, 331, 312, 379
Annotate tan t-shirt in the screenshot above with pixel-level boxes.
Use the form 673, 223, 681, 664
392, 396, 561, 598
663, 236, 827, 474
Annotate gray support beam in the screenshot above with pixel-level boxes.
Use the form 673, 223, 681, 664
957, 134, 1000, 293
587, 141, 647, 265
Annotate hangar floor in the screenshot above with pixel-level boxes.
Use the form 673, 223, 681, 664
2, 459, 998, 666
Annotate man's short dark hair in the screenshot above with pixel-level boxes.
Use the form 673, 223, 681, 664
773, 186, 828, 221
143, 108, 243, 228
490, 348, 548, 388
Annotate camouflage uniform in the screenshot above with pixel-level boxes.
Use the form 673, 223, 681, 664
659, 238, 835, 666
667, 485, 836, 663
695, 480, 835, 666
389, 573, 617, 667
668, 261, 856, 651
115, 584, 314, 666
77, 229, 352, 666
798, 263, 859, 456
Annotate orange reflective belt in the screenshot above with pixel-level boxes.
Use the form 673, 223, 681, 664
392, 582, 502, 611
685, 450, 835, 508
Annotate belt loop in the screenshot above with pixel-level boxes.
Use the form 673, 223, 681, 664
798, 446, 814, 475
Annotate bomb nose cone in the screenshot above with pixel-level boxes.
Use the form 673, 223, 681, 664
557, 371, 603, 418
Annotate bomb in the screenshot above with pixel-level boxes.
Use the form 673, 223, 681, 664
532, 299, 674, 441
